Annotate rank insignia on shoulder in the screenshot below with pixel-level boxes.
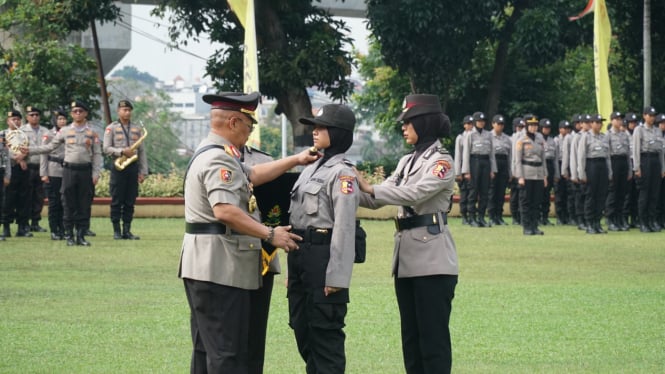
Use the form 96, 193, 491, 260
340, 176, 355, 194
220, 169, 233, 183
432, 160, 450, 179
224, 145, 241, 159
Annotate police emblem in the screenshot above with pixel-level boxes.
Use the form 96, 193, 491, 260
220, 169, 233, 183
340, 176, 355, 194
432, 160, 450, 179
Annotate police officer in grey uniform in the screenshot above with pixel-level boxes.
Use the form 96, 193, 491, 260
41, 108, 68, 240
572, 114, 592, 229
2, 110, 31, 238
554, 120, 571, 224
179, 91, 317, 373
103, 99, 148, 240
539, 118, 559, 225
632, 106, 665, 232
0, 119, 11, 241
462, 111, 496, 227
488, 114, 511, 225
561, 115, 581, 225
509, 118, 525, 224
22, 105, 49, 233
623, 112, 640, 227
514, 114, 547, 235
356, 94, 458, 374
657, 114, 665, 226
23, 100, 102, 246
577, 114, 612, 234
288, 103, 359, 374
605, 111, 631, 231
454, 116, 473, 224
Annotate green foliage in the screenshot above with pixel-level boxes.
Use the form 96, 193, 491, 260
95, 169, 184, 197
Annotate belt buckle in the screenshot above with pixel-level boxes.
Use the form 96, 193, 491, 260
315, 229, 328, 235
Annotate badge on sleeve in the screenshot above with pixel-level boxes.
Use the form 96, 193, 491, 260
340, 176, 355, 194
224, 144, 241, 159
432, 160, 450, 179
220, 169, 233, 183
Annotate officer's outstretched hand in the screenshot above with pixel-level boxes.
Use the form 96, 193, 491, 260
270, 225, 302, 252
294, 147, 321, 166
352, 167, 374, 195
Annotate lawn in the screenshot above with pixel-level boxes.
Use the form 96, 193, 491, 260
1, 218, 663, 373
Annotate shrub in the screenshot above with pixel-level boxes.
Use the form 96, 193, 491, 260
95, 169, 184, 197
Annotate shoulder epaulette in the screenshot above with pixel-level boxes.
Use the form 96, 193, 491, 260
423, 146, 450, 160
247, 146, 271, 157
342, 159, 355, 168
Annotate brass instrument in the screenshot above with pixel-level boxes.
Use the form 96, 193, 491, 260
5, 128, 29, 154
114, 125, 148, 171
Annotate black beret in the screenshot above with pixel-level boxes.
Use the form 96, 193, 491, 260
70, 100, 90, 112
118, 99, 133, 109
492, 114, 505, 123
7, 110, 22, 119
25, 106, 41, 114
203, 91, 260, 123
299, 104, 356, 132
397, 94, 443, 122
472, 111, 486, 121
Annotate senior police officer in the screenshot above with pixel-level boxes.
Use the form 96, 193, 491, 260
454, 116, 473, 224
462, 111, 496, 227
514, 114, 547, 235
488, 114, 511, 225
21, 105, 49, 233
2, 110, 32, 237
103, 100, 148, 240
605, 111, 632, 231
632, 106, 665, 232
577, 114, 612, 234
509, 117, 526, 224
0, 115, 11, 241
539, 118, 559, 225
179, 91, 318, 373
40, 108, 68, 240
22, 100, 102, 246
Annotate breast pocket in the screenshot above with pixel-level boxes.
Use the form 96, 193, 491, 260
302, 183, 323, 215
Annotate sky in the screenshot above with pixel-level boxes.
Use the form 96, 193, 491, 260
109, 5, 370, 84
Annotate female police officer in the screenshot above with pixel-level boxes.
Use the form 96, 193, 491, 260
355, 94, 458, 374
287, 103, 359, 374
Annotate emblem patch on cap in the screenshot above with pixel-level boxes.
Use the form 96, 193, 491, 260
220, 169, 233, 183
339, 176, 355, 194
432, 160, 450, 179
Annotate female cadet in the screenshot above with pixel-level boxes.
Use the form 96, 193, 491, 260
355, 94, 458, 374
287, 103, 359, 374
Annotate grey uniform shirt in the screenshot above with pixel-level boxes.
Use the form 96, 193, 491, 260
359, 140, 459, 278
0, 130, 11, 180
543, 135, 560, 179
21, 123, 48, 165
462, 128, 497, 174
28, 123, 102, 179
510, 129, 525, 177
513, 133, 547, 180
570, 131, 587, 180
607, 127, 631, 172
454, 132, 465, 177
289, 153, 359, 288
492, 130, 513, 178
103, 121, 149, 176
179, 133, 263, 290
560, 133, 574, 178
577, 132, 612, 181
40, 127, 65, 178
632, 124, 665, 173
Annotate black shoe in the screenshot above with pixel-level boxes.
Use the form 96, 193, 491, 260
30, 224, 47, 233
640, 224, 652, 233
469, 217, 479, 227
586, 226, 597, 234
50, 232, 63, 240
0, 235, 5, 241
512, 219, 521, 225
84, 229, 96, 237
76, 236, 91, 246
595, 223, 607, 234
649, 222, 661, 233
123, 232, 141, 240
498, 217, 507, 225
568, 217, 577, 226
607, 223, 620, 231
533, 227, 544, 235
578, 223, 587, 231
523, 229, 535, 235
541, 218, 552, 226
16, 227, 33, 237
477, 217, 489, 227
461, 216, 469, 225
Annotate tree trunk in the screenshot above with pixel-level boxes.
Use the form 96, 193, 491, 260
643, 0, 651, 106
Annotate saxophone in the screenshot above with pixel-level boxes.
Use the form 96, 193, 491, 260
114, 125, 148, 171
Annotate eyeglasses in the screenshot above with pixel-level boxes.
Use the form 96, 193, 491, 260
234, 116, 254, 133
28, 113, 40, 117
71, 109, 85, 114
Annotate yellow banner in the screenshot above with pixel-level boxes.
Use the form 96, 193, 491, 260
593, 0, 612, 131
228, 0, 261, 147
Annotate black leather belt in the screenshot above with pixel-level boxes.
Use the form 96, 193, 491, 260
522, 161, 542, 167
610, 155, 628, 159
640, 152, 659, 158
587, 157, 605, 162
185, 222, 227, 235
63, 162, 92, 170
495, 154, 508, 160
48, 156, 64, 165
291, 228, 332, 244
471, 154, 490, 159
395, 212, 447, 231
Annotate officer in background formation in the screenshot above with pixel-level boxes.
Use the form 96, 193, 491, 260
0, 116, 11, 241
23, 100, 103, 246
21, 105, 48, 233
577, 114, 612, 234
462, 111, 496, 227
514, 114, 547, 235
572, 115, 592, 230
103, 100, 147, 240
2, 110, 32, 237
539, 118, 559, 225
605, 111, 632, 231
561, 115, 581, 226
454, 116, 473, 224
623, 112, 640, 227
40, 108, 68, 240
554, 120, 571, 224
657, 114, 665, 227
632, 106, 665, 232
509, 117, 525, 224
488, 114, 511, 225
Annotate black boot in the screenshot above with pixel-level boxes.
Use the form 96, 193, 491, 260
477, 215, 488, 227
76, 230, 91, 246
30, 220, 47, 232
122, 223, 140, 240
461, 213, 469, 225
3, 224, 10, 238
607, 216, 620, 231
619, 216, 629, 231
16, 225, 33, 237
66, 229, 76, 246
594, 221, 607, 234
50, 228, 63, 240
469, 214, 479, 227
84, 229, 96, 237
113, 222, 122, 240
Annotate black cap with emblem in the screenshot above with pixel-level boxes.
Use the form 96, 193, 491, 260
492, 114, 505, 124
299, 103, 356, 132
203, 91, 261, 124
26, 106, 41, 114
70, 100, 90, 112
396, 94, 443, 122
118, 99, 133, 109
513, 117, 525, 128
7, 110, 22, 119
539, 118, 551, 127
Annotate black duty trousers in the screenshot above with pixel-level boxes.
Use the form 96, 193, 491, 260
1, 164, 30, 226
248, 272, 275, 374
519, 179, 544, 231
62, 165, 93, 232
541, 159, 555, 219
457, 180, 470, 216
45, 176, 64, 232
606, 156, 629, 220
554, 161, 568, 221
637, 153, 662, 224
468, 155, 491, 217
583, 159, 609, 223
488, 155, 509, 218
27, 164, 44, 223
110, 163, 139, 224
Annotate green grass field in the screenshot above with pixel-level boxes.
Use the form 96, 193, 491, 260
1, 218, 664, 373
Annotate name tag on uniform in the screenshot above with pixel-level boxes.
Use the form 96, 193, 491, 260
594, 146, 602, 151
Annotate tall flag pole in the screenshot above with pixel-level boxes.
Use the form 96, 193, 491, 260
228, 0, 261, 148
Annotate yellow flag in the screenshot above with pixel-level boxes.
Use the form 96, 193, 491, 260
593, 0, 612, 131
228, 0, 261, 147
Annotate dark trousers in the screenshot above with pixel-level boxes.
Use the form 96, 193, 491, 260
1, 164, 30, 226
566, 180, 578, 222
509, 179, 521, 222
395, 275, 457, 374
519, 179, 544, 231
457, 180, 470, 216
184, 278, 250, 374
45, 176, 64, 233
554, 161, 569, 222
541, 159, 555, 220
659, 178, 665, 224
623, 178, 639, 224
468, 155, 491, 217
62, 166, 93, 232
488, 156, 509, 219
110, 163, 139, 224
637, 154, 662, 224
248, 272, 275, 374
583, 159, 609, 223
288, 242, 348, 374
606, 157, 629, 221
27, 164, 44, 223
574, 181, 585, 223
0, 169, 4, 222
